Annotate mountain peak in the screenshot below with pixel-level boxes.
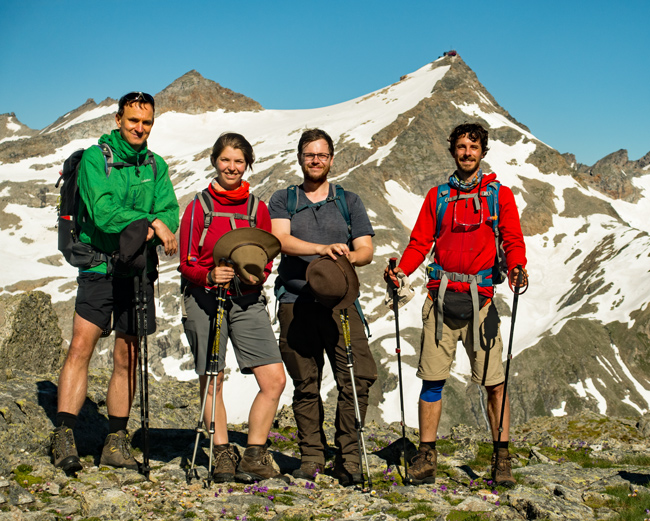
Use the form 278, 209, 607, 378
155, 70, 263, 115
0, 112, 36, 141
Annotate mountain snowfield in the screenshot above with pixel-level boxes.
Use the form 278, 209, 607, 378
1, 55, 649, 429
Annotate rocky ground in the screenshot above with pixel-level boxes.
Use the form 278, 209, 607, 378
1, 369, 649, 521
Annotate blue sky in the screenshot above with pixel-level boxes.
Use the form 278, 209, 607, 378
1, 0, 648, 166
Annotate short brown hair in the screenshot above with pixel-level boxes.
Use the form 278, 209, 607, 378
117, 92, 155, 118
448, 123, 489, 155
210, 132, 255, 170
298, 129, 334, 156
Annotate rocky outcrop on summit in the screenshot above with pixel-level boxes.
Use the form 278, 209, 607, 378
572, 149, 650, 203
0, 112, 36, 142
156, 70, 263, 115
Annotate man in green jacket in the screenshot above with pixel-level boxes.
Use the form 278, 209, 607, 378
50, 92, 179, 473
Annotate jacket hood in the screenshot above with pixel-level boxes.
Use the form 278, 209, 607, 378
99, 129, 149, 163
481, 172, 498, 184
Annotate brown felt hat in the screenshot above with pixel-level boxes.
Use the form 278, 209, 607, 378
306, 255, 359, 310
212, 228, 281, 285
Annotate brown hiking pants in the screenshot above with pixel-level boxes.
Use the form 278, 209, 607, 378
278, 302, 377, 465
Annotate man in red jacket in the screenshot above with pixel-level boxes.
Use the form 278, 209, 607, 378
386, 123, 528, 487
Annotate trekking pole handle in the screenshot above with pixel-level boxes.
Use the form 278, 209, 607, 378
388, 257, 399, 290
508, 263, 528, 295
217, 258, 233, 290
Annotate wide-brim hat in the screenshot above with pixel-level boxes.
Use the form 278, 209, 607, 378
213, 228, 281, 285
306, 255, 359, 310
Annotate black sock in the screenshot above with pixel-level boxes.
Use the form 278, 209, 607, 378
56, 412, 77, 429
420, 441, 436, 451
493, 440, 509, 451
108, 416, 129, 434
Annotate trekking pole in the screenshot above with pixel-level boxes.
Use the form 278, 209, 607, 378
188, 259, 230, 486
136, 245, 151, 479
340, 309, 372, 491
388, 258, 408, 479
496, 265, 527, 451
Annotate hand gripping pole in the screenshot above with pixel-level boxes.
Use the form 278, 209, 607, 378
388, 258, 408, 478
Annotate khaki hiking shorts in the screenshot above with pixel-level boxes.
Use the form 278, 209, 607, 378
417, 296, 504, 386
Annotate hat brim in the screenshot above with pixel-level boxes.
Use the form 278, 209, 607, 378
213, 228, 281, 284
306, 255, 359, 310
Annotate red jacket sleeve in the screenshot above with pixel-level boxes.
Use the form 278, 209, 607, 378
398, 187, 438, 276
497, 186, 527, 272
178, 196, 209, 287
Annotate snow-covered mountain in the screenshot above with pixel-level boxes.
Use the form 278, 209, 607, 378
1, 54, 649, 433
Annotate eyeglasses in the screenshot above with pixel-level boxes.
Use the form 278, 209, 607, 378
118, 91, 155, 111
302, 153, 331, 162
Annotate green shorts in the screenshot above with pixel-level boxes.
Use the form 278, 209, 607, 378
417, 296, 505, 386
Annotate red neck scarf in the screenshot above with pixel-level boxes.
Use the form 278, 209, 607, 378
208, 179, 250, 204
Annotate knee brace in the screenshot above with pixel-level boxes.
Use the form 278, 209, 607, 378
420, 380, 445, 402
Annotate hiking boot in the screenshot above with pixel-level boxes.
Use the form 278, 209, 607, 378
211, 444, 239, 483
491, 448, 516, 488
235, 442, 290, 483
50, 426, 82, 473
406, 446, 437, 485
333, 458, 363, 487
100, 430, 139, 470
292, 461, 323, 481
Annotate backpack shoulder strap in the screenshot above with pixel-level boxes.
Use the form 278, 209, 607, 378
247, 193, 259, 228
333, 184, 352, 243
286, 185, 299, 217
434, 183, 451, 238
96, 143, 113, 176
145, 150, 158, 179
197, 189, 213, 250
485, 181, 501, 235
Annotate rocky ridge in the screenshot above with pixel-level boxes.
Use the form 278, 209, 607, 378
155, 70, 263, 115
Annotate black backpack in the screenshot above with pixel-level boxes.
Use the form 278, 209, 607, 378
56, 144, 157, 268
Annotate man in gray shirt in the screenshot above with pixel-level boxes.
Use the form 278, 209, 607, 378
268, 128, 376, 486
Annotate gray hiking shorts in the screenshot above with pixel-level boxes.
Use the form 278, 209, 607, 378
182, 285, 281, 375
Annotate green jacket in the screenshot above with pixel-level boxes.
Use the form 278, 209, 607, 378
78, 129, 180, 274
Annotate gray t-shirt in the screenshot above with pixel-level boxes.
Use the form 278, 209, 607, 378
268, 184, 374, 303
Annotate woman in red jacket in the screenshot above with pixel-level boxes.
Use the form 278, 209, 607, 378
179, 133, 288, 484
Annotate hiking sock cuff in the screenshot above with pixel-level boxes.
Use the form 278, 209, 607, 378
420, 441, 436, 451
493, 440, 509, 451
108, 416, 130, 434
56, 412, 77, 429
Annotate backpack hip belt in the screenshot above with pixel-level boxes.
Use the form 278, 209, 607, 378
426, 262, 492, 352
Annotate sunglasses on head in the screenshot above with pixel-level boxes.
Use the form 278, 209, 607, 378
118, 91, 155, 111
